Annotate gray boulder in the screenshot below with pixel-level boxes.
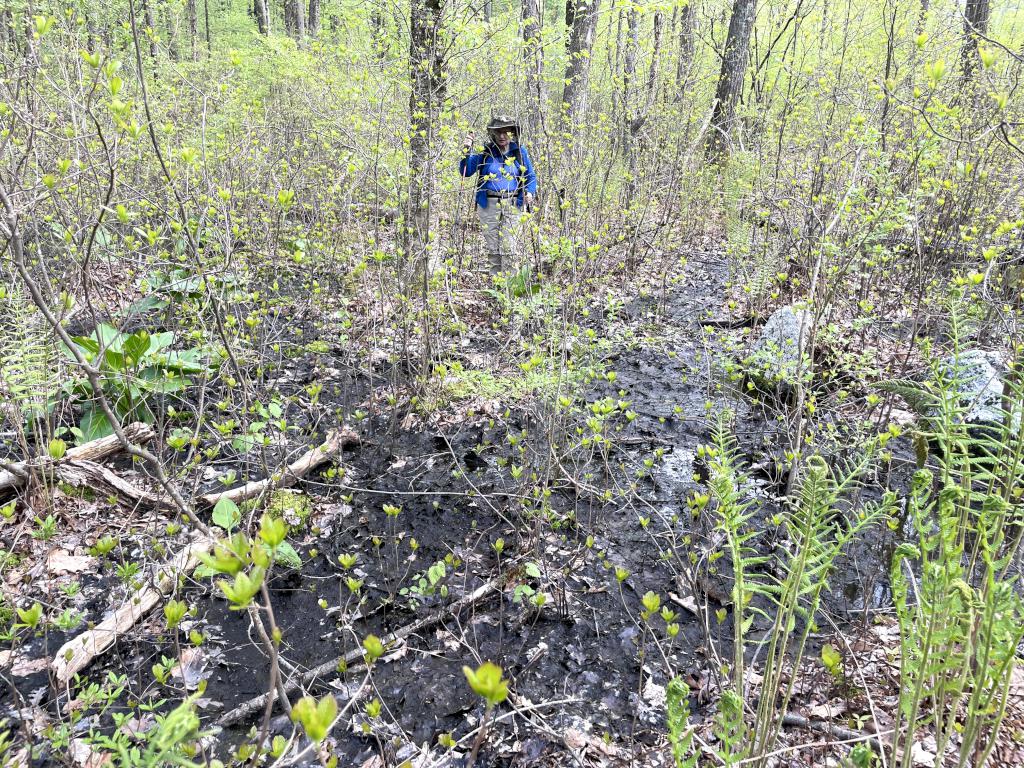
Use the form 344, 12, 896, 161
745, 305, 812, 392
941, 350, 1012, 429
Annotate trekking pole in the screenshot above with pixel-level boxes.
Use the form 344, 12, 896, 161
456, 119, 480, 275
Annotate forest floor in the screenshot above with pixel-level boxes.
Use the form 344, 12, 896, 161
3, 242, 1022, 767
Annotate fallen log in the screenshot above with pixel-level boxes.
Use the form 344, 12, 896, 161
217, 569, 509, 728
55, 459, 175, 510
196, 426, 358, 509
24, 427, 358, 512
0, 422, 156, 494
51, 534, 215, 686
48, 428, 359, 687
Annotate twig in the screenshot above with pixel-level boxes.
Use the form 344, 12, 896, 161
778, 712, 887, 753
50, 534, 215, 686
217, 570, 510, 728
197, 427, 358, 509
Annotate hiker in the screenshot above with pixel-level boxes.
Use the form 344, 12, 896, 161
459, 115, 537, 275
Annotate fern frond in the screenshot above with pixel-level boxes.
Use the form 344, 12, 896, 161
878, 378, 941, 414
0, 282, 56, 424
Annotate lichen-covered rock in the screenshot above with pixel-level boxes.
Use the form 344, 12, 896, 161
744, 305, 812, 391
941, 350, 1010, 428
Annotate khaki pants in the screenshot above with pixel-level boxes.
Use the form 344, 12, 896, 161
477, 197, 521, 274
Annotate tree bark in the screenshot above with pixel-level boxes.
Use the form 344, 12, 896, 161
406, 0, 446, 274
560, 0, 602, 133
522, 0, 545, 138
308, 0, 321, 36
624, 11, 662, 208
204, 0, 211, 52
961, 0, 989, 81
140, 0, 158, 59
187, 0, 198, 61
0, 423, 156, 495
295, 0, 306, 40
0, 9, 12, 50
286, 0, 306, 38
254, 0, 269, 34
705, 0, 756, 162
165, 0, 180, 60
676, 1, 694, 92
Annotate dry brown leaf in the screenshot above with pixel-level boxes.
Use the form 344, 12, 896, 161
170, 648, 207, 690
46, 549, 96, 575
807, 701, 847, 720
564, 728, 588, 750
70, 739, 112, 768
0, 650, 49, 677
910, 740, 937, 767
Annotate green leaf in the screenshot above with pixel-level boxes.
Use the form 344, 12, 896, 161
363, 634, 384, 663
102, 348, 126, 372
68, 336, 100, 359
290, 695, 336, 743
821, 643, 842, 676
273, 541, 301, 569
149, 332, 176, 352
17, 602, 43, 629
122, 331, 151, 365
524, 562, 541, 579
463, 661, 508, 707
78, 407, 114, 442
212, 498, 240, 531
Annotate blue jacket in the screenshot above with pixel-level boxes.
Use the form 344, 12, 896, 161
459, 141, 538, 209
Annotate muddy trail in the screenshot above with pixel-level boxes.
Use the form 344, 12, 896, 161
2, 252, 911, 766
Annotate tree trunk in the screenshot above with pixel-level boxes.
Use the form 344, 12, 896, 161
295, 0, 306, 40
522, 0, 545, 138
560, 0, 602, 133
625, 10, 662, 208
254, 0, 269, 34
204, 0, 211, 52
484, 0, 492, 22
406, 0, 446, 275
0, 9, 12, 51
371, 8, 386, 55
308, 0, 321, 36
676, 1, 694, 92
187, 0, 198, 61
961, 0, 989, 82
141, 0, 158, 58
705, 0, 756, 162
622, 6, 638, 150
165, 0, 180, 61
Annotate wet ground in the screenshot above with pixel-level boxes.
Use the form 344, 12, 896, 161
0, 251, 914, 766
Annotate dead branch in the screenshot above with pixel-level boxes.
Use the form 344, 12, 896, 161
47, 428, 359, 688
54, 459, 175, 510
196, 426, 358, 509
50, 534, 215, 687
0, 423, 156, 495
781, 712, 885, 753
216, 569, 509, 728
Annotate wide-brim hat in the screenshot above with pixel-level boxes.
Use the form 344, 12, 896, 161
486, 115, 519, 136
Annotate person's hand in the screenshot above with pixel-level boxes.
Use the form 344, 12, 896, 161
463, 132, 475, 152
524, 192, 535, 207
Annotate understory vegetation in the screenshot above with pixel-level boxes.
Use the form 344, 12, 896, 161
2, 0, 1024, 765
